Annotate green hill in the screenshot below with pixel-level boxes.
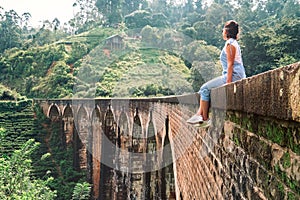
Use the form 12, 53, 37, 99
0, 27, 220, 99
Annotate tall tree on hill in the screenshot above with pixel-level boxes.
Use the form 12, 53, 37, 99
0, 9, 22, 53
233, 0, 259, 32
183, 0, 195, 16
96, 0, 123, 25
213, 0, 227, 4
281, 0, 300, 17
71, 0, 101, 33
194, 0, 206, 16
194, 2, 231, 47
20, 12, 31, 29
151, 0, 168, 14
122, 0, 148, 16
264, 0, 286, 17
52, 18, 60, 32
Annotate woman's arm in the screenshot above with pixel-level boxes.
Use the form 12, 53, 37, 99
225, 44, 236, 83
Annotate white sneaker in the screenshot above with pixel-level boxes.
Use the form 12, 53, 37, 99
193, 119, 211, 128
201, 119, 211, 128
187, 114, 203, 124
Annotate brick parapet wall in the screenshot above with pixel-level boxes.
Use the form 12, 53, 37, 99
212, 62, 300, 122
169, 62, 299, 199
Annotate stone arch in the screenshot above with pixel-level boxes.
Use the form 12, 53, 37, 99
74, 105, 89, 170
146, 111, 158, 152
129, 108, 145, 200
62, 104, 74, 146
145, 117, 159, 199
147, 119, 157, 154
91, 106, 101, 126
91, 107, 102, 199
147, 112, 157, 139
115, 111, 130, 199
132, 108, 143, 153
76, 105, 89, 132
91, 107, 101, 155
48, 103, 61, 120
118, 111, 130, 150
99, 108, 117, 200
62, 103, 73, 117
104, 108, 116, 142
161, 116, 176, 199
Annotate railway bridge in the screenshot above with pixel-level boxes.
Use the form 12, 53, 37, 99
35, 62, 300, 200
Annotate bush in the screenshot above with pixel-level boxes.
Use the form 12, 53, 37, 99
72, 182, 91, 200
0, 133, 57, 200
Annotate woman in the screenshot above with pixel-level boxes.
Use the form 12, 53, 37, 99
187, 20, 246, 126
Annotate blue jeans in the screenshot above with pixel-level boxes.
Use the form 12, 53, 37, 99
198, 76, 226, 101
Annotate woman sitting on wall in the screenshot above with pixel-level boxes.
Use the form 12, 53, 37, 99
187, 20, 246, 126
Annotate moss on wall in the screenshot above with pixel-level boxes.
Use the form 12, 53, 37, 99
226, 112, 300, 155
225, 110, 300, 198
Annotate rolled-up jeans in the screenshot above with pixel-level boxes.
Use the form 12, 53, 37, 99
198, 76, 226, 101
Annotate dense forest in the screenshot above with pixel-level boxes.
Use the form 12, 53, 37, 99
0, 0, 300, 199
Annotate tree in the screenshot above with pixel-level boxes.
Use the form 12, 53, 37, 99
151, 0, 167, 14
195, 0, 205, 15
140, 25, 159, 45
264, 0, 285, 17
0, 131, 57, 199
71, 0, 101, 33
193, 3, 232, 47
52, 18, 60, 32
183, 0, 195, 16
21, 12, 31, 29
68, 41, 89, 64
241, 17, 300, 76
150, 13, 169, 28
34, 61, 75, 98
71, 182, 91, 200
193, 20, 221, 47
281, 0, 300, 18
0, 10, 22, 53
122, 0, 148, 16
124, 10, 151, 29
96, 0, 122, 26
32, 27, 56, 46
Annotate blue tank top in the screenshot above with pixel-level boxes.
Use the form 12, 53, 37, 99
220, 38, 246, 82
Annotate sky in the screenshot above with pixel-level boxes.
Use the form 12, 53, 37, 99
0, 0, 214, 27
0, 0, 76, 27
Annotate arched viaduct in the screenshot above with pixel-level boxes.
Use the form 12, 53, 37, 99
34, 62, 300, 199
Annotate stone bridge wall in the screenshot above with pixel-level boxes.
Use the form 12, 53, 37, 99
34, 62, 300, 199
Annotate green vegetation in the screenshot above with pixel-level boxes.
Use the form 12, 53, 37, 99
32, 105, 89, 200
0, 99, 35, 154
281, 152, 291, 169
0, 131, 57, 199
0, 0, 299, 99
261, 123, 300, 155
227, 111, 300, 197
227, 113, 300, 155
0, 100, 90, 200
0, 84, 26, 101
71, 182, 92, 200
274, 164, 299, 197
